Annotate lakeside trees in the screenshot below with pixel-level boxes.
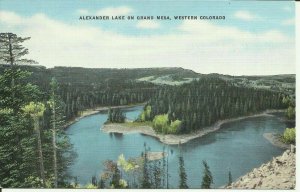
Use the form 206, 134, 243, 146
86, 144, 190, 189
0, 32, 295, 189
23, 102, 47, 187
139, 77, 285, 134
201, 160, 213, 189
282, 128, 296, 144
282, 96, 295, 120
178, 155, 188, 188
106, 108, 126, 123
0, 62, 293, 127
0, 33, 73, 188
228, 171, 233, 186
83, 143, 217, 189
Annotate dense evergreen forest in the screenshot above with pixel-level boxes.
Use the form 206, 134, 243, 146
0, 33, 74, 188
0, 64, 295, 123
106, 108, 126, 123
0, 65, 198, 120
0, 32, 295, 188
138, 77, 288, 134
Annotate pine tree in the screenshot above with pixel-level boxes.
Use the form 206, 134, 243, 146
107, 108, 126, 123
141, 143, 151, 188
23, 102, 46, 187
178, 156, 188, 188
91, 175, 97, 186
0, 33, 37, 111
0, 34, 42, 187
201, 160, 213, 189
110, 163, 121, 188
153, 161, 162, 188
1, 33, 73, 188
228, 171, 232, 186
48, 77, 61, 187
98, 178, 105, 188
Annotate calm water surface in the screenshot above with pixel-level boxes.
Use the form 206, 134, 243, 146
66, 106, 287, 188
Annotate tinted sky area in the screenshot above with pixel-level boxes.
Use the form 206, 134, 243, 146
0, 0, 295, 75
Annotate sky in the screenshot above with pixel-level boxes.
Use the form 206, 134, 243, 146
0, 0, 295, 75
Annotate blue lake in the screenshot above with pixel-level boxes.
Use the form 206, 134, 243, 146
66, 106, 287, 188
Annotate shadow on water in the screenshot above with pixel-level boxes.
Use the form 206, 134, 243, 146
113, 132, 123, 140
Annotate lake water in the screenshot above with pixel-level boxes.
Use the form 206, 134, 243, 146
66, 106, 287, 188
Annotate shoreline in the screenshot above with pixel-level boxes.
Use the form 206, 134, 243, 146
263, 133, 289, 149
102, 109, 285, 145
64, 103, 146, 128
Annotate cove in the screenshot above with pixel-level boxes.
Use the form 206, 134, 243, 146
66, 106, 287, 188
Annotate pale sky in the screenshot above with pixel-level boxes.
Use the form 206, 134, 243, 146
0, 0, 295, 75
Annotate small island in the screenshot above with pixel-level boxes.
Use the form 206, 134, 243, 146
102, 109, 286, 145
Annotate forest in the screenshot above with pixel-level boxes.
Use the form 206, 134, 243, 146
137, 77, 288, 134
0, 33, 295, 188
0, 33, 74, 187
79, 143, 216, 189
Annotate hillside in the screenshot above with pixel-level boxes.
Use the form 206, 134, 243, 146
0, 64, 295, 122
0, 64, 295, 92
0, 65, 198, 86
218, 74, 295, 97
227, 146, 296, 189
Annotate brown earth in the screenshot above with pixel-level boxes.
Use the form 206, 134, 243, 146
226, 145, 296, 189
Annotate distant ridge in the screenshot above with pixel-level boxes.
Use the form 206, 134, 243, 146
0, 64, 295, 95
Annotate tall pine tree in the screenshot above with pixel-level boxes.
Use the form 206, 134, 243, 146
178, 156, 188, 188
201, 160, 213, 189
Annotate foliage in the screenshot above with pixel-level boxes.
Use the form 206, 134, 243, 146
152, 114, 181, 134
85, 183, 97, 189
22, 102, 45, 117
228, 171, 232, 186
152, 114, 169, 134
0, 33, 44, 187
178, 156, 188, 188
286, 106, 295, 120
0, 33, 73, 188
282, 128, 296, 144
139, 105, 152, 121
141, 144, 151, 189
98, 143, 170, 189
148, 77, 285, 134
117, 154, 135, 172
201, 160, 213, 189
0, 69, 41, 112
107, 108, 126, 123
101, 159, 129, 189
0, 33, 37, 66
170, 120, 182, 134
118, 179, 128, 188
282, 96, 295, 120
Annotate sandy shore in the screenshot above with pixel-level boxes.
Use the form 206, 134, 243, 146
102, 109, 285, 145
263, 133, 289, 149
64, 103, 145, 128
145, 152, 167, 161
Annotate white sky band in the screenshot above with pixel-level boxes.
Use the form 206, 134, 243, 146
0, 0, 295, 75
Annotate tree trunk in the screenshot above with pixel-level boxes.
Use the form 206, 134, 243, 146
52, 101, 58, 188
34, 116, 46, 187
8, 33, 15, 104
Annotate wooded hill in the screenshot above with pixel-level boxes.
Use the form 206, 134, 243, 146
141, 77, 287, 134
0, 64, 295, 122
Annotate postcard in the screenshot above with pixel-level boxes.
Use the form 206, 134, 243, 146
0, 0, 296, 190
